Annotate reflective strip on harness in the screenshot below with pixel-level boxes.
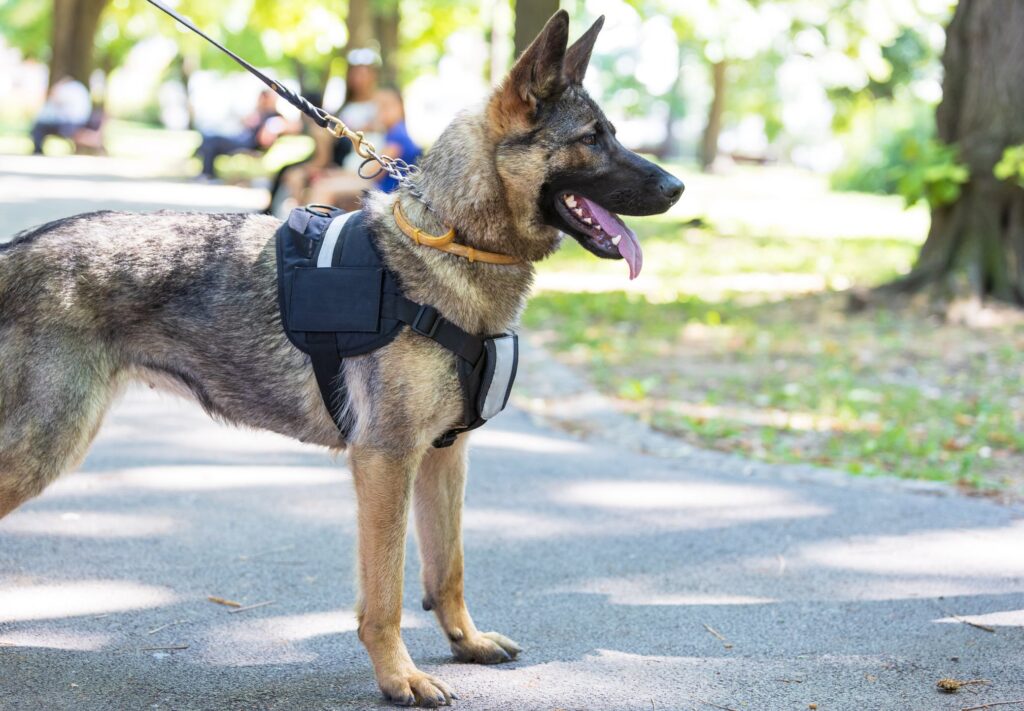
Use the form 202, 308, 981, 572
318, 212, 356, 268
480, 334, 517, 420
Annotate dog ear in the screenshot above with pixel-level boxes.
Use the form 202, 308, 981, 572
564, 16, 604, 85
504, 10, 570, 114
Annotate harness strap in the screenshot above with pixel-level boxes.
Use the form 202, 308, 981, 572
381, 294, 485, 366
381, 295, 489, 448
284, 206, 492, 448
307, 333, 352, 436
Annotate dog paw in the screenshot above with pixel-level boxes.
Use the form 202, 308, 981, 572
451, 630, 522, 664
381, 669, 456, 708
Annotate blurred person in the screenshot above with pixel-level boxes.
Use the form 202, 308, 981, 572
329, 48, 384, 169
305, 85, 421, 206
373, 86, 422, 194
303, 85, 421, 207
30, 76, 92, 155
195, 89, 297, 180
270, 49, 381, 214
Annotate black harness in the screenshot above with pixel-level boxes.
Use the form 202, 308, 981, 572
276, 205, 518, 448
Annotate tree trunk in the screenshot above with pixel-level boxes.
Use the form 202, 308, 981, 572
514, 0, 560, 57
49, 0, 108, 89
346, 0, 373, 52
891, 1, 1024, 304
374, 2, 401, 86
700, 60, 727, 172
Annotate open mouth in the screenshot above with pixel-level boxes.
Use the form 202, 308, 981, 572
554, 193, 643, 279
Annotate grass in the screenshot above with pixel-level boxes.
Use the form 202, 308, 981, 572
525, 166, 1024, 497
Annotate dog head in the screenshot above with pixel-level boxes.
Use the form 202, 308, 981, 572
486, 11, 684, 278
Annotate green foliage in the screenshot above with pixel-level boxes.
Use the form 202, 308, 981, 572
397, 0, 485, 86
0, 0, 51, 60
829, 27, 937, 130
892, 136, 968, 209
832, 103, 968, 209
728, 50, 784, 141
995, 144, 1024, 187
0, 0, 482, 98
870, 28, 931, 99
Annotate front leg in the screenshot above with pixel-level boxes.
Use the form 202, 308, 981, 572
414, 437, 522, 664
350, 446, 455, 707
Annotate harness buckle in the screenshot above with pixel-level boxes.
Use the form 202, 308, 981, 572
411, 305, 441, 338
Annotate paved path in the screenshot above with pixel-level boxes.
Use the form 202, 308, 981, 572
1, 156, 1023, 711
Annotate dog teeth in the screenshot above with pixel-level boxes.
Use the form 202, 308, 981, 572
564, 196, 577, 208
583, 217, 593, 225
611, 235, 622, 246
573, 208, 584, 217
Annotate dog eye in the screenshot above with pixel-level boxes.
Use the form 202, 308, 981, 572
579, 133, 598, 146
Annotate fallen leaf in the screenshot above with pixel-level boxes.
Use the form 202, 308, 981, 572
943, 437, 967, 452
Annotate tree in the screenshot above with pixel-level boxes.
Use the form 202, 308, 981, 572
48, 0, 108, 88
623, 0, 786, 171
374, 0, 401, 86
885, 1, 1024, 303
701, 60, 727, 170
344, 0, 401, 88
514, 0, 560, 57
346, 0, 374, 52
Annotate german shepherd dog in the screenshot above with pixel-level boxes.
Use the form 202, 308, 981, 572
0, 12, 681, 707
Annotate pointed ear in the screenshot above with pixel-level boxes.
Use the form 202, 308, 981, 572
504, 10, 570, 113
564, 16, 604, 85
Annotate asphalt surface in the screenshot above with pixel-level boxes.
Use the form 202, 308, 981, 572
1, 156, 1023, 711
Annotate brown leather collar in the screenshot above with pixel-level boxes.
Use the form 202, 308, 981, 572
392, 201, 522, 265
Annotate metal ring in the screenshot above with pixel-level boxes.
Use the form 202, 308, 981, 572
358, 158, 385, 180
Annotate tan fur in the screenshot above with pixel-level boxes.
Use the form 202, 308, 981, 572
415, 439, 521, 664
0, 489, 24, 519
349, 445, 456, 706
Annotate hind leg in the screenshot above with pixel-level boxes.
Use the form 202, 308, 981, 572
414, 437, 521, 664
0, 332, 118, 519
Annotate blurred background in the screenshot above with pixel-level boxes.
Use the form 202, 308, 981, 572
1, 0, 1022, 498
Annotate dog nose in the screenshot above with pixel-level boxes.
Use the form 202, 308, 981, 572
658, 175, 685, 203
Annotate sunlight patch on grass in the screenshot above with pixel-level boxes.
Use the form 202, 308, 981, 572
669, 165, 930, 242
527, 167, 1024, 494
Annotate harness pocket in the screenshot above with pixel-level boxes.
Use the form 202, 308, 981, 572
288, 267, 384, 333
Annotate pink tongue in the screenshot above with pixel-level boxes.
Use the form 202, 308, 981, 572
578, 197, 643, 279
